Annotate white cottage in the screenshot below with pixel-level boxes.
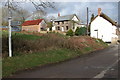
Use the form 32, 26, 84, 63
90, 8, 118, 43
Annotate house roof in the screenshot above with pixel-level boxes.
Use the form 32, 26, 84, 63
54, 14, 79, 21
93, 13, 117, 26
22, 19, 43, 26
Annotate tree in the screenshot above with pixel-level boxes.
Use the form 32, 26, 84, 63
75, 27, 80, 36
79, 27, 87, 36
75, 27, 87, 36
2, 0, 56, 25
46, 22, 52, 31
66, 29, 74, 36
1, 6, 30, 26
1, 7, 9, 26
13, 9, 30, 23
90, 13, 95, 23
89, 13, 95, 35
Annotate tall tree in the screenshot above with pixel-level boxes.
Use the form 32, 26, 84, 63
2, 6, 30, 25
90, 13, 95, 24
2, 0, 56, 25
13, 9, 30, 23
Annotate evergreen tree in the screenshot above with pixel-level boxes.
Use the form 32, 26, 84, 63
75, 27, 80, 36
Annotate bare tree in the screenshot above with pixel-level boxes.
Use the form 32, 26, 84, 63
13, 9, 30, 23
30, 0, 56, 13
1, 0, 56, 25
1, 6, 9, 26
2, 6, 30, 25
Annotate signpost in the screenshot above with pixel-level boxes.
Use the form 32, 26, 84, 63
8, 17, 12, 57
8, 0, 12, 57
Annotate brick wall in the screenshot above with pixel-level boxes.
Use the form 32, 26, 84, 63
22, 25, 40, 32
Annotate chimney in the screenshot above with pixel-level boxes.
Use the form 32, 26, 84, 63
58, 13, 60, 17
98, 8, 101, 16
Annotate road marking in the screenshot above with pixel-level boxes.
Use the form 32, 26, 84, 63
93, 59, 119, 78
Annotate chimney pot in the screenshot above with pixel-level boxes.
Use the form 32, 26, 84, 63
98, 8, 101, 16
58, 13, 60, 17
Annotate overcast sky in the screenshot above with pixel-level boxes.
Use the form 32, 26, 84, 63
20, 2, 118, 23
1, 1, 118, 23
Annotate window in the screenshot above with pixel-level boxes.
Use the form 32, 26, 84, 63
58, 26, 60, 30
66, 26, 68, 30
58, 22, 60, 25
62, 21, 64, 24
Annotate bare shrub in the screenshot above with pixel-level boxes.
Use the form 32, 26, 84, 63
2, 33, 106, 57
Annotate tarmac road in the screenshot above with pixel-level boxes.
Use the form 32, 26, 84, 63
9, 44, 119, 79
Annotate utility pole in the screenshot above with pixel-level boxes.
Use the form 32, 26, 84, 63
8, 0, 12, 57
87, 7, 89, 36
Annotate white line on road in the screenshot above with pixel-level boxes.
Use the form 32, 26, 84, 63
93, 59, 119, 78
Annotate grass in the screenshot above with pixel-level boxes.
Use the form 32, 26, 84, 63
12, 33, 43, 40
81, 47, 94, 53
0, 58, 2, 78
1, 31, 43, 40
2, 48, 81, 77
2, 31, 108, 77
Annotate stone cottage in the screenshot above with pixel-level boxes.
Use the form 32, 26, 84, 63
52, 14, 85, 32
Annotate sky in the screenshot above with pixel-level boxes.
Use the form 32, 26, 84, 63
20, 2, 118, 23
1, 1, 119, 23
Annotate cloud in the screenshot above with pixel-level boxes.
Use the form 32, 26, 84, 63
47, 2, 118, 23
9, 1, 117, 23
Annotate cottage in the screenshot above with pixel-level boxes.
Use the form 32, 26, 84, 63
52, 14, 84, 32
22, 19, 47, 32
90, 8, 118, 43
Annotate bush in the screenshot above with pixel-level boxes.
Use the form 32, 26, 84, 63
75, 27, 80, 36
2, 32, 107, 57
66, 29, 74, 36
75, 27, 87, 36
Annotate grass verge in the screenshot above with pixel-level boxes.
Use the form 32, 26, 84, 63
2, 32, 108, 77
2, 48, 82, 77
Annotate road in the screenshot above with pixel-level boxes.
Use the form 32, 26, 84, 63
9, 44, 119, 79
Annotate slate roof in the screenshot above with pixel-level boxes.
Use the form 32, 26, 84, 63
22, 19, 43, 26
54, 14, 79, 21
93, 13, 117, 26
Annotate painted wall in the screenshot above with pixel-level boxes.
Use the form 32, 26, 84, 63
72, 15, 79, 22
90, 16, 118, 42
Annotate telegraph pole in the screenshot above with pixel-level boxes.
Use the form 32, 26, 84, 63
8, 0, 12, 57
87, 7, 89, 36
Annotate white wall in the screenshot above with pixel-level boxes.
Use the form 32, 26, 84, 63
90, 16, 118, 42
40, 20, 47, 28
52, 21, 56, 31
72, 15, 79, 22
73, 24, 86, 32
